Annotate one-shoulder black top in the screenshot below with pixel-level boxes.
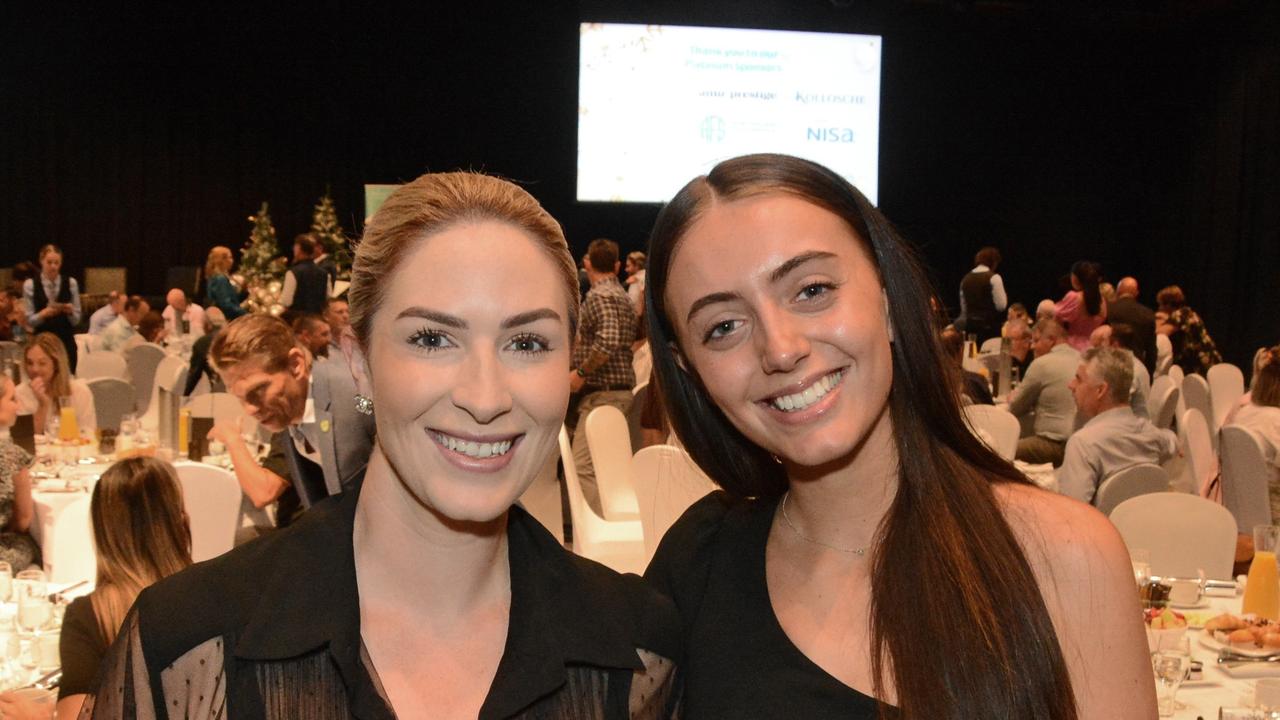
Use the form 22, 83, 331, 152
646, 492, 894, 719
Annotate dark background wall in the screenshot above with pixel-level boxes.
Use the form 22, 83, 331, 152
2, 1, 1276, 365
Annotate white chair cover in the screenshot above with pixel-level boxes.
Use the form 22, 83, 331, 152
979, 337, 1003, 354
516, 451, 563, 544
630, 445, 716, 564
173, 461, 242, 562
1110, 492, 1237, 580
1149, 381, 1180, 431
42, 495, 96, 585
140, 355, 188, 433
76, 352, 128, 381
86, 377, 136, 432
1095, 463, 1170, 516
73, 333, 91, 362
558, 426, 644, 574
1207, 363, 1246, 431
585, 405, 640, 521
1182, 374, 1216, 449
1178, 409, 1218, 497
631, 342, 652, 389
1219, 425, 1273, 533
124, 343, 167, 414
961, 404, 1019, 460
1155, 335, 1173, 377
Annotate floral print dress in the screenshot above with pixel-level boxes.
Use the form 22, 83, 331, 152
0, 441, 40, 570
1167, 307, 1222, 376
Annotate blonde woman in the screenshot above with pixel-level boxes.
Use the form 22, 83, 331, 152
16, 333, 96, 436
82, 172, 680, 719
57, 457, 192, 719
203, 245, 247, 320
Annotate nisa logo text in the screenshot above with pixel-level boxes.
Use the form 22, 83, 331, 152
806, 127, 855, 142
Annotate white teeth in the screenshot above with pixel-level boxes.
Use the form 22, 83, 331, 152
770, 370, 844, 413
433, 432, 514, 459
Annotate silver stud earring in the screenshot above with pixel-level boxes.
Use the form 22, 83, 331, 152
354, 394, 374, 415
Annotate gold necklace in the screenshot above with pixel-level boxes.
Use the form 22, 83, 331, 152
779, 491, 868, 556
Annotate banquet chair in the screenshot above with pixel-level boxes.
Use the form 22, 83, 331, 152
1207, 363, 1245, 431
630, 444, 716, 563
516, 451, 563, 545
124, 342, 167, 413
585, 405, 640, 521
86, 377, 137, 432
73, 333, 91, 362
1177, 409, 1217, 497
1095, 463, 1170, 516
961, 404, 1019, 461
173, 461, 242, 562
558, 426, 644, 574
631, 342, 652, 391
1219, 425, 1273, 533
1154, 337, 1173, 377
1150, 381, 1180, 432
187, 392, 246, 426
1182, 373, 1216, 448
42, 495, 96, 585
1110, 492, 1236, 580
76, 351, 128, 381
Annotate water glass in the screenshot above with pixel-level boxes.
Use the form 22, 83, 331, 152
15, 585, 50, 637
1152, 650, 1187, 717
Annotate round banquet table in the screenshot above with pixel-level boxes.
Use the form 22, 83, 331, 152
1171, 593, 1278, 718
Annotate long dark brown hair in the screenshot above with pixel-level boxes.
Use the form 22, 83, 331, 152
646, 154, 1076, 719
1071, 260, 1103, 317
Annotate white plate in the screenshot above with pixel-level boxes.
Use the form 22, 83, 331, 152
1169, 598, 1211, 610
1201, 632, 1280, 658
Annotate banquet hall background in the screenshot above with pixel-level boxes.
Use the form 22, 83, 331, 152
1, 0, 1276, 364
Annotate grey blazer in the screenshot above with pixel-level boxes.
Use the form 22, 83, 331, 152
285, 357, 377, 508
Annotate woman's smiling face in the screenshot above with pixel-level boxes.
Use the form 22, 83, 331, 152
365, 220, 572, 523
664, 192, 895, 469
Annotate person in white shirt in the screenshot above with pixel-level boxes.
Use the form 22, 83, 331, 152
162, 289, 206, 340
1057, 346, 1177, 504
98, 296, 149, 353
88, 291, 124, 335
1226, 346, 1280, 520
15, 333, 96, 436
1007, 319, 1080, 465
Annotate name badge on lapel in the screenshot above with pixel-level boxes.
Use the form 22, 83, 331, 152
320, 419, 331, 433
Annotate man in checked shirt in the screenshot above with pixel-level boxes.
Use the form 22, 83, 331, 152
569, 238, 638, 515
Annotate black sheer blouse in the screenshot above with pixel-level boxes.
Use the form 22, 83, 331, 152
80, 480, 682, 719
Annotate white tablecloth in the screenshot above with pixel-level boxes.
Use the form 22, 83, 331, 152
1172, 594, 1272, 718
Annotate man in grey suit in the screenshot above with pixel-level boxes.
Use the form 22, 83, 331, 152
209, 314, 376, 509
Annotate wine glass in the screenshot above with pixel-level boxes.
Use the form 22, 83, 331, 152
1151, 650, 1187, 717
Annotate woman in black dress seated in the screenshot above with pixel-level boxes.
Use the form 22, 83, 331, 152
83, 172, 680, 719
58, 457, 192, 719
643, 154, 1154, 718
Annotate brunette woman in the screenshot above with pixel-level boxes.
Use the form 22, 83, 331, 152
57, 457, 192, 719
1156, 284, 1222, 376
82, 172, 680, 719
644, 154, 1154, 719
1055, 260, 1107, 352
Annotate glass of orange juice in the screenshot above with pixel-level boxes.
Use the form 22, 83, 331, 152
57, 397, 79, 443
1244, 525, 1280, 620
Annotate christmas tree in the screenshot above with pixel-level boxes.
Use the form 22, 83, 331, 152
310, 191, 352, 279
240, 202, 287, 315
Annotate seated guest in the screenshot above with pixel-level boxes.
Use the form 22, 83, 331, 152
323, 297, 351, 358
209, 314, 375, 508
1002, 301, 1030, 336
940, 327, 994, 405
0, 289, 18, 342
16, 333, 96, 436
87, 291, 123, 335
1088, 324, 1111, 349
1227, 346, 1280, 518
0, 376, 38, 569
1034, 298, 1057, 326
1157, 284, 1222, 376
1109, 323, 1151, 418
183, 307, 226, 396
1007, 319, 1079, 465
98, 295, 149, 352
203, 245, 247, 320
162, 288, 205, 340
55, 457, 192, 719
291, 312, 331, 359
1005, 319, 1034, 378
1057, 347, 1176, 504
122, 310, 167, 352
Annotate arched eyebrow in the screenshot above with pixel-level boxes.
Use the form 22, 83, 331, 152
393, 306, 561, 330
684, 250, 840, 324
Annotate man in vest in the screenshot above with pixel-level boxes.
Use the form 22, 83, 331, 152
279, 234, 332, 317
955, 246, 1007, 344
